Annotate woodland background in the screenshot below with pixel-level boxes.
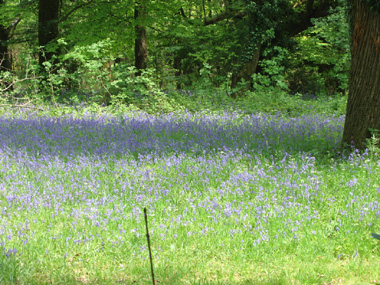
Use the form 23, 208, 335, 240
4, 1, 380, 283
0, 0, 349, 112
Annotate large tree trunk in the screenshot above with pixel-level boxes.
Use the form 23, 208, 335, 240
38, 0, 59, 67
341, 0, 380, 149
134, 0, 148, 76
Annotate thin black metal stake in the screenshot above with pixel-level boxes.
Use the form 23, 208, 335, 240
144, 207, 155, 285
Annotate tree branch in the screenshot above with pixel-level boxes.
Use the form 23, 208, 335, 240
60, 1, 94, 23
203, 10, 246, 25
0, 99, 44, 111
178, 7, 186, 18
287, 0, 336, 36
6, 18, 22, 35
306, 0, 315, 16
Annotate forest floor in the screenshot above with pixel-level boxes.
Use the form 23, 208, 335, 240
0, 93, 379, 284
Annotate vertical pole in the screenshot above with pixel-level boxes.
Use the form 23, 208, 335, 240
144, 207, 155, 285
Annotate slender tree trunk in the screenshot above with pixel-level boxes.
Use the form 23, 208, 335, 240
0, 23, 12, 92
173, 52, 182, 89
0, 0, 11, 72
341, 0, 380, 149
230, 1, 262, 98
0, 30, 11, 72
230, 43, 261, 97
135, 0, 148, 76
0, 29, 11, 73
38, 0, 60, 67
0, 28, 12, 93
0, 0, 18, 92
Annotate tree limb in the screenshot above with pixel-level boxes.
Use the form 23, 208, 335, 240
203, 10, 246, 25
287, 0, 336, 36
0, 103, 45, 111
306, 0, 315, 16
6, 18, 22, 35
60, 0, 94, 23
178, 7, 187, 18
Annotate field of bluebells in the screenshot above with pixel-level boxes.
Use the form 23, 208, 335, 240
1, 105, 380, 283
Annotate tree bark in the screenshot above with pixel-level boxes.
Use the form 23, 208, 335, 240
230, 43, 262, 97
135, 0, 148, 75
38, 0, 60, 67
0, 0, 13, 72
0, 20, 12, 92
0, 0, 22, 91
230, 0, 261, 97
342, 0, 380, 149
173, 53, 182, 89
0, 24, 11, 72
286, 0, 334, 36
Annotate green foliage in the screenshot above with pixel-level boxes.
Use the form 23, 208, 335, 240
61, 0, 135, 50
235, 90, 345, 117
0, 0, 350, 111
62, 38, 115, 96
161, 11, 242, 87
245, 0, 292, 44
366, 128, 380, 160
109, 65, 183, 114
286, 3, 350, 95
361, 0, 380, 12
252, 46, 289, 93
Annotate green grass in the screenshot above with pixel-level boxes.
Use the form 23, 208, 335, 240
1, 91, 380, 284
2, 152, 380, 284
